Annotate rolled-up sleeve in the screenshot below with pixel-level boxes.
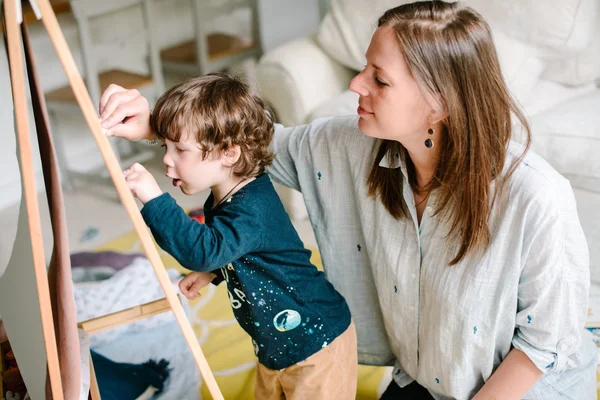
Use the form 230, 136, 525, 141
512, 183, 590, 373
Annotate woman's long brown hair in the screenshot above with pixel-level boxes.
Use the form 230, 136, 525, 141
368, 1, 531, 265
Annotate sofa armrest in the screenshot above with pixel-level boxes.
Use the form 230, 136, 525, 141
257, 35, 356, 126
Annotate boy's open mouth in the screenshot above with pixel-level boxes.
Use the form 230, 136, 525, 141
172, 178, 182, 187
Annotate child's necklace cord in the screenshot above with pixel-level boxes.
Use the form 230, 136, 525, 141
214, 178, 246, 208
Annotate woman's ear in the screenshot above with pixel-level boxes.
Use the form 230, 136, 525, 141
428, 107, 448, 125
221, 145, 242, 167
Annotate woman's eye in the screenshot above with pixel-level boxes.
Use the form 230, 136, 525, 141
374, 76, 387, 86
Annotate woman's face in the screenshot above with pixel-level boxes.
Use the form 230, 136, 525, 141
349, 26, 432, 142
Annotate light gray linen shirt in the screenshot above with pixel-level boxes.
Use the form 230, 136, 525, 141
268, 115, 597, 400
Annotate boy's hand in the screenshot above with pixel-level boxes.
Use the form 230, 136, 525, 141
123, 163, 162, 204
179, 271, 216, 300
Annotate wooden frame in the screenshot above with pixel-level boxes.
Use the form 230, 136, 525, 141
78, 297, 178, 399
2, 0, 223, 398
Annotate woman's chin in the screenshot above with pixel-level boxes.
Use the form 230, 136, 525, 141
357, 118, 377, 138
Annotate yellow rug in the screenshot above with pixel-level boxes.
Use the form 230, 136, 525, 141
96, 230, 388, 399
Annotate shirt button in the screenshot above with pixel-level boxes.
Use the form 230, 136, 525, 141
559, 342, 568, 351
426, 206, 433, 213
557, 338, 571, 352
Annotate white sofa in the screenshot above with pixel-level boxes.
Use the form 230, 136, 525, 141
257, 0, 600, 282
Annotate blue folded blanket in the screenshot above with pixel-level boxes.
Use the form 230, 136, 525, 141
91, 350, 171, 399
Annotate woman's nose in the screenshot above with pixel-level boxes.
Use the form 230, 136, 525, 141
348, 72, 368, 96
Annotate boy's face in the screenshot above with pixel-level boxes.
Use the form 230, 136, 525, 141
162, 132, 226, 195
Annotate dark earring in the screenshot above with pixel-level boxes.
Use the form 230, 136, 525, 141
425, 128, 434, 148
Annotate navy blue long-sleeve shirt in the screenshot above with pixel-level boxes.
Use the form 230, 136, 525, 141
141, 174, 351, 369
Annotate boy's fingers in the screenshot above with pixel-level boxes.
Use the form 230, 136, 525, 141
124, 172, 142, 184
190, 279, 205, 293
129, 163, 145, 173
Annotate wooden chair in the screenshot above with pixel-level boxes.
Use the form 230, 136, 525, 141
160, 0, 261, 76
45, 0, 165, 190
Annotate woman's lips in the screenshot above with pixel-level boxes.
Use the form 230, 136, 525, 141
357, 105, 373, 116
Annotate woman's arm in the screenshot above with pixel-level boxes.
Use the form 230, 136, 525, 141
268, 116, 353, 192
267, 122, 313, 192
476, 181, 589, 399
473, 348, 542, 400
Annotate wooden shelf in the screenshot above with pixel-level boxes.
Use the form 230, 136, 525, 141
161, 32, 255, 65
45, 69, 153, 103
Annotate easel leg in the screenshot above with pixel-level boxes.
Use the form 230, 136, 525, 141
2, 1, 64, 398
89, 353, 101, 400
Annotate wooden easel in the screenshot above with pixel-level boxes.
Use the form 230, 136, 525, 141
1, 0, 223, 398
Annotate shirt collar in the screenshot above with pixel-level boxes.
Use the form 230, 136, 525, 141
378, 145, 409, 179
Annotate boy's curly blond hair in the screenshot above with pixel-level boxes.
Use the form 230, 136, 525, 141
150, 73, 275, 178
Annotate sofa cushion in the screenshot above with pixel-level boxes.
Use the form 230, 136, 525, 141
573, 188, 600, 283
521, 79, 598, 117
542, 10, 600, 86
527, 90, 600, 186
308, 90, 358, 122
466, 0, 598, 58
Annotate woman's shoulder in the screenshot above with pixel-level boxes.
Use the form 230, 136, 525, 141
503, 141, 575, 215
275, 114, 373, 156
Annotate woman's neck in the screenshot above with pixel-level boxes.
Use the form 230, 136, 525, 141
402, 124, 443, 191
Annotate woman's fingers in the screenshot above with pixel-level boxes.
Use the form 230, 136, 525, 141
100, 87, 139, 122
99, 83, 127, 115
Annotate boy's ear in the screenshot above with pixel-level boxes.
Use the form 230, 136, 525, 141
222, 145, 241, 167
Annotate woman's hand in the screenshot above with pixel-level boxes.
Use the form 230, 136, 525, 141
179, 271, 217, 300
99, 84, 154, 141
123, 163, 162, 204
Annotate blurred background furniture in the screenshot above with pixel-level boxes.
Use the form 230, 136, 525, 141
160, 0, 261, 76
45, 0, 164, 190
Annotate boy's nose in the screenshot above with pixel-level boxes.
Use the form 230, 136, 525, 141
163, 153, 173, 167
